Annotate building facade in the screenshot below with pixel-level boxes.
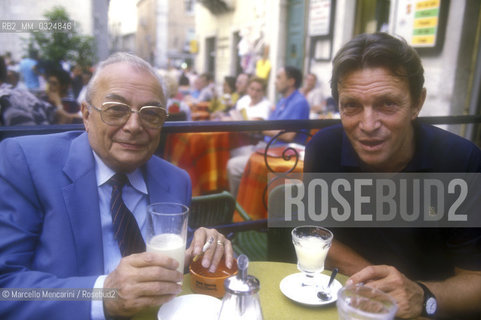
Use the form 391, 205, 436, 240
136, 0, 195, 69
194, 0, 286, 98
194, 0, 481, 139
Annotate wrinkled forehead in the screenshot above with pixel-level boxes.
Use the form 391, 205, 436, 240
93, 62, 165, 103
338, 66, 409, 87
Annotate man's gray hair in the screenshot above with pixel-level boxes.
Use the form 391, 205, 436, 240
85, 52, 168, 106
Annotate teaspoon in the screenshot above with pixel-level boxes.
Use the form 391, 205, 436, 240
317, 268, 338, 301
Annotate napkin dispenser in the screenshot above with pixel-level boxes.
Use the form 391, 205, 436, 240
218, 255, 263, 320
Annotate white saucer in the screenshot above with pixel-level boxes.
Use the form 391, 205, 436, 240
279, 272, 342, 306
157, 294, 221, 320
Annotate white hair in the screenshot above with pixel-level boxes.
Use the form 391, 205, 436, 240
85, 52, 168, 106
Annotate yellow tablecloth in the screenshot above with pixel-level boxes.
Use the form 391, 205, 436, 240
163, 132, 252, 196
235, 150, 304, 221
137, 261, 346, 319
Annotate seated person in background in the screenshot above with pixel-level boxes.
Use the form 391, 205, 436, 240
262, 66, 310, 144
186, 75, 201, 101
223, 75, 238, 109
227, 66, 309, 198
234, 73, 249, 102
0, 57, 78, 125
40, 68, 81, 115
71, 65, 84, 100
299, 72, 326, 118
178, 70, 191, 97
164, 74, 191, 121
304, 32, 481, 319
196, 73, 215, 103
209, 75, 237, 114
225, 77, 271, 121
76, 68, 93, 104
5, 63, 22, 89
0, 52, 233, 319
211, 73, 251, 119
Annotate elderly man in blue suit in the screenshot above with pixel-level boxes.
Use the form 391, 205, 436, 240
0, 53, 234, 319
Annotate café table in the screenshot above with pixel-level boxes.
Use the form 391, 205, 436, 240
235, 147, 304, 221
163, 131, 251, 196
136, 261, 346, 319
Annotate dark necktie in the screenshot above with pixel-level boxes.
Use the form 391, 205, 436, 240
110, 173, 146, 256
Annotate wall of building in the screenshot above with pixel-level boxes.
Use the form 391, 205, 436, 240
155, 0, 168, 68
400, 1, 466, 117
308, 0, 357, 99
166, 0, 195, 66
136, 0, 196, 69
195, 3, 237, 78
91, 0, 109, 61
136, 0, 157, 66
306, 0, 480, 137
109, 0, 138, 53
194, 0, 285, 100
191, 0, 480, 134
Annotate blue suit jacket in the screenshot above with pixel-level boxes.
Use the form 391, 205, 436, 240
0, 131, 191, 319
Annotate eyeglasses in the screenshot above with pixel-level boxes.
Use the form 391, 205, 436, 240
89, 102, 168, 129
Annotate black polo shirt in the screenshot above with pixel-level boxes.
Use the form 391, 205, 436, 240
304, 122, 481, 280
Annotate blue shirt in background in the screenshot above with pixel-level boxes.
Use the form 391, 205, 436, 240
19, 58, 39, 90
266, 89, 310, 145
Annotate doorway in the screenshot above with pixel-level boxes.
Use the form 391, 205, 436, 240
285, 0, 306, 68
206, 36, 216, 77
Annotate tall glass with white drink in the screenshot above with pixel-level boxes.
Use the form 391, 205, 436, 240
292, 226, 333, 285
146, 203, 189, 276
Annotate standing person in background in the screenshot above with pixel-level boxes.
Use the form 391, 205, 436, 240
19, 49, 40, 91
255, 45, 271, 80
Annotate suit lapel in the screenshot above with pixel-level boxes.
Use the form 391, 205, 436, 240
144, 158, 171, 204
62, 133, 104, 275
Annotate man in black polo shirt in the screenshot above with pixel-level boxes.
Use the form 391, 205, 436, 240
304, 33, 481, 318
